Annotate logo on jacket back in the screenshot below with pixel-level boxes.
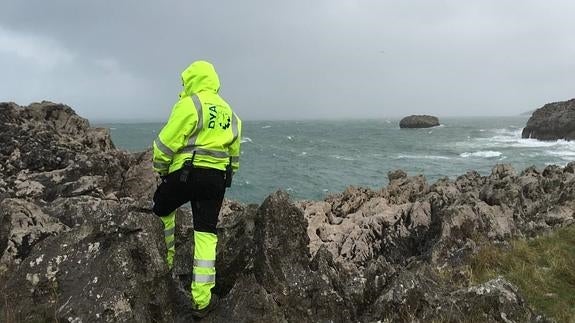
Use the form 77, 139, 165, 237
208, 106, 231, 130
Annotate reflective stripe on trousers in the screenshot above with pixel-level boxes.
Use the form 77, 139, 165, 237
191, 230, 217, 310
160, 211, 176, 269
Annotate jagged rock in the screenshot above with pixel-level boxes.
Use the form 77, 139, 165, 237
206, 274, 287, 323
0, 199, 68, 271
388, 169, 407, 181
0, 102, 132, 203
448, 277, 545, 322
120, 149, 158, 201
367, 265, 445, 321
0, 102, 116, 178
0, 102, 174, 322
522, 98, 575, 140
479, 165, 520, 206
326, 186, 376, 218
1, 209, 171, 322
399, 115, 440, 128
384, 173, 429, 204
250, 191, 356, 322
1, 101, 570, 322
214, 201, 257, 296
303, 161, 574, 287
366, 266, 543, 322
564, 161, 575, 174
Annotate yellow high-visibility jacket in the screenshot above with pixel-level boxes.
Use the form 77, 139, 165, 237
152, 61, 241, 176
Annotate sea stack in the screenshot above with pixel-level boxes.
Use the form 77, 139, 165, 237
522, 98, 575, 141
399, 115, 440, 128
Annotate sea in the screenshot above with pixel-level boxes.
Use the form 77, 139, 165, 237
96, 117, 575, 204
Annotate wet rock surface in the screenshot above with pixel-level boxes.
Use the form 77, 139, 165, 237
2, 101, 572, 322
522, 98, 575, 140
399, 115, 440, 128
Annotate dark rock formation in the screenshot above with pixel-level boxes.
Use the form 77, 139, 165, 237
0, 101, 171, 322
399, 115, 440, 128
2, 101, 571, 322
522, 98, 575, 140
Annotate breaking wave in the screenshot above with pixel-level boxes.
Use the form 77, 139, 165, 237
460, 151, 502, 158
395, 154, 451, 160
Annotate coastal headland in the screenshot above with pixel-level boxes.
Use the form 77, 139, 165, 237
1, 102, 573, 322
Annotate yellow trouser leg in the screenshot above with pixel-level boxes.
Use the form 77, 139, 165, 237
160, 211, 176, 269
191, 230, 217, 309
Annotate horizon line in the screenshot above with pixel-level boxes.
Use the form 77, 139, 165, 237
91, 114, 530, 124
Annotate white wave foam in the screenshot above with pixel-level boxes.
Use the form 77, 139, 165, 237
262, 125, 272, 129
545, 161, 570, 167
484, 129, 522, 141
287, 136, 293, 140
460, 151, 502, 158
330, 155, 356, 161
395, 154, 451, 160
492, 127, 522, 135
241, 137, 253, 143
456, 128, 522, 149
546, 150, 575, 156
467, 128, 575, 150
546, 150, 575, 161
511, 139, 575, 149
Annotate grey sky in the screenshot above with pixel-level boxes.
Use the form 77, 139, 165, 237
0, 0, 574, 121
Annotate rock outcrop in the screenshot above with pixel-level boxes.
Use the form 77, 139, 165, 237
399, 115, 440, 128
2, 101, 572, 322
522, 98, 575, 140
0, 101, 170, 322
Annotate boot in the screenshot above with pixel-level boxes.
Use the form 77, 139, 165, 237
190, 294, 219, 319
170, 275, 195, 322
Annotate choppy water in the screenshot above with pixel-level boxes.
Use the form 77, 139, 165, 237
96, 117, 575, 204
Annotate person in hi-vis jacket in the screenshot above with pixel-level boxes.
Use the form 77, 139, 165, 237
152, 60, 241, 318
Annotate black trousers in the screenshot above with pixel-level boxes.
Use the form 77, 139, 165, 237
152, 167, 226, 234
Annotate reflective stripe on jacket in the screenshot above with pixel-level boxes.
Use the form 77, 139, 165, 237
153, 61, 242, 175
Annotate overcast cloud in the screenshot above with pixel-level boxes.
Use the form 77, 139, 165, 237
0, 0, 574, 121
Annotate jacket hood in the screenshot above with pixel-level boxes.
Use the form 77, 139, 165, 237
180, 60, 220, 96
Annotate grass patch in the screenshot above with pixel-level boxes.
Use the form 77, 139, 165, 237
469, 224, 575, 322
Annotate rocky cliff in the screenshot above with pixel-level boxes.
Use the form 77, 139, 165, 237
522, 98, 575, 140
1, 102, 573, 322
